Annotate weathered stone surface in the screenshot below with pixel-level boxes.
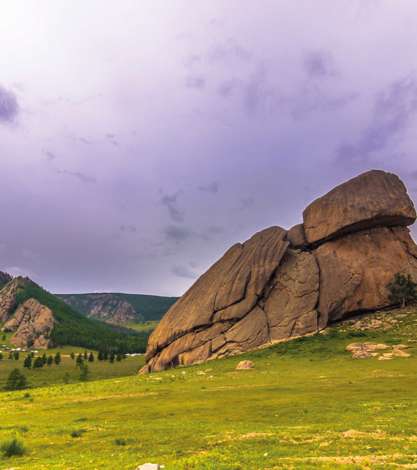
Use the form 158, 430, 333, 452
315, 226, 417, 324
59, 293, 140, 324
287, 224, 307, 248
3, 298, 54, 349
143, 227, 289, 372
303, 170, 416, 245
264, 250, 320, 339
142, 170, 417, 373
0, 277, 29, 323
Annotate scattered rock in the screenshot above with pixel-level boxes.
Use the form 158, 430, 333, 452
347, 343, 411, 360
236, 360, 254, 370
136, 464, 164, 470
143, 170, 417, 372
392, 348, 411, 358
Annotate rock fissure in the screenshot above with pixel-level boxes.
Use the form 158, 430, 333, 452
142, 170, 417, 372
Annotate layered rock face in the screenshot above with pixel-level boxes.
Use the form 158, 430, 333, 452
3, 298, 54, 349
142, 170, 417, 372
61, 293, 138, 325
0, 277, 30, 323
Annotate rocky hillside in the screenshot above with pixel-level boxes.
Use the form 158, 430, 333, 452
142, 170, 417, 372
0, 277, 149, 352
0, 271, 12, 289
58, 292, 178, 324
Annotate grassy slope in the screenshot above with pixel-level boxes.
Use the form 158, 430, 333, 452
0, 349, 145, 389
58, 293, 178, 322
2, 306, 417, 469
14, 282, 149, 353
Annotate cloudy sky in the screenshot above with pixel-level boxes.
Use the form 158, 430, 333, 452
1, 0, 417, 295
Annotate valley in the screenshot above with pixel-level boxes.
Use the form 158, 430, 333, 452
1, 306, 417, 469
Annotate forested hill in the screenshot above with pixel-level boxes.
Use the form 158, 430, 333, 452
57, 292, 178, 324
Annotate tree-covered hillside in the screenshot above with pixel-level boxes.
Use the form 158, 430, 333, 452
6, 279, 149, 353
58, 292, 178, 322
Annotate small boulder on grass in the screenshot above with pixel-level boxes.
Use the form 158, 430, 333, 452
236, 360, 254, 370
136, 464, 164, 470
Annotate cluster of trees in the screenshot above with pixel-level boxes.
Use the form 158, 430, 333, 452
14, 281, 148, 353
23, 352, 61, 369
4, 369, 28, 391
68, 350, 126, 364
0, 351, 21, 361
387, 273, 417, 308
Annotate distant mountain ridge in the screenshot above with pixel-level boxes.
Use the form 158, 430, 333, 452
0, 276, 148, 352
57, 292, 178, 325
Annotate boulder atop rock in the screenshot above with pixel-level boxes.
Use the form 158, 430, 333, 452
303, 170, 416, 245
142, 170, 417, 373
3, 298, 54, 349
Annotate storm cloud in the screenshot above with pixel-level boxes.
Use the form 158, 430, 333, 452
0, 85, 19, 123
0, 0, 416, 296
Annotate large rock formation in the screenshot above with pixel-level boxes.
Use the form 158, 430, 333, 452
3, 298, 54, 349
142, 170, 417, 373
0, 277, 29, 323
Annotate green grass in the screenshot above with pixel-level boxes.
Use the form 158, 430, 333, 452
1, 306, 417, 469
126, 320, 159, 334
0, 349, 145, 389
12, 280, 149, 353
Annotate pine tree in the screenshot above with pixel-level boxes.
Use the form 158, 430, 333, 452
33, 356, 44, 368
47, 356, 53, 366
4, 369, 28, 390
76, 354, 84, 367
54, 352, 61, 365
387, 273, 417, 308
79, 363, 89, 382
23, 355, 32, 369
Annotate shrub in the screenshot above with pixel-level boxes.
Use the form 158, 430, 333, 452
33, 357, 44, 369
54, 352, 61, 365
114, 438, 127, 446
387, 273, 417, 308
23, 355, 32, 369
0, 437, 26, 457
5, 369, 28, 391
79, 364, 89, 382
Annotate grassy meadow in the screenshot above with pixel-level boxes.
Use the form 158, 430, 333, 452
1, 306, 417, 469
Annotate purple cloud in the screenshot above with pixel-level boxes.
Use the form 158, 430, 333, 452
0, 85, 19, 123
